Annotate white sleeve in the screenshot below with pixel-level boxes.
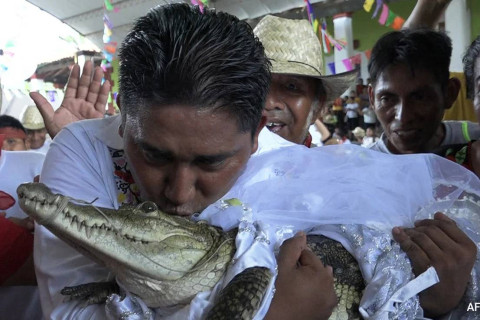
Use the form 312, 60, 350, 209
34, 124, 119, 319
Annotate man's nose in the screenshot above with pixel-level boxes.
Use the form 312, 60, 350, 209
164, 164, 196, 206
394, 101, 414, 124
264, 87, 285, 111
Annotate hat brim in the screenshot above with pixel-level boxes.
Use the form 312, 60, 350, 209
23, 124, 45, 130
271, 60, 358, 104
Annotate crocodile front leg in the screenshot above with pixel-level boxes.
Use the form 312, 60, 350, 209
206, 267, 273, 320
61, 281, 121, 305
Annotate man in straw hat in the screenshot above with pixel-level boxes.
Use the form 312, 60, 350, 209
21, 105, 51, 154
253, 15, 356, 147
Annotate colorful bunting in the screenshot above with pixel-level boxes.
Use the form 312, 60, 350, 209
304, 0, 315, 23
327, 62, 336, 75
321, 30, 332, 54
378, 4, 389, 25
342, 58, 353, 71
365, 1, 405, 30
385, 10, 396, 27
363, 0, 374, 12
102, 12, 117, 63
371, 0, 383, 19
392, 16, 405, 30
104, 0, 115, 11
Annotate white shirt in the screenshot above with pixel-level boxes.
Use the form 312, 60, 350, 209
362, 107, 377, 124
0, 150, 44, 219
345, 103, 359, 119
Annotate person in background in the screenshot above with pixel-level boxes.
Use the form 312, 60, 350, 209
344, 92, 360, 132
0, 115, 29, 151
331, 97, 345, 129
254, 15, 356, 147
308, 118, 331, 147
21, 105, 51, 154
356, 78, 365, 97
361, 127, 378, 148
351, 126, 365, 145
0, 133, 44, 319
367, 28, 480, 155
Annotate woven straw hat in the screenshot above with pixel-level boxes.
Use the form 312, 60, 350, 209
22, 105, 45, 130
352, 126, 366, 138
254, 15, 357, 103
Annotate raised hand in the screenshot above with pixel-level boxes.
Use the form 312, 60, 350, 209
392, 212, 477, 317
29, 61, 111, 138
265, 232, 337, 320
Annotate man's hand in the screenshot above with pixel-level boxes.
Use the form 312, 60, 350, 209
265, 232, 337, 320
29, 60, 111, 138
393, 212, 476, 317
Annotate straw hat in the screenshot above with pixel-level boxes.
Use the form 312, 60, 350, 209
352, 126, 366, 138
254, 15, 357, 102
22, 105, 45, 130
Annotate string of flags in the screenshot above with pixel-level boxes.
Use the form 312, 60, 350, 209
304, 0, 346, 53
101, 0, 120, 71
363, 0, 405, 30
326, 49, 372, 74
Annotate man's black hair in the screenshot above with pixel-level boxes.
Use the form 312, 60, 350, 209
368, 28, 452, 88
0, 115, 26, 133
119, 3, 271, 135
463, 35, 480, 99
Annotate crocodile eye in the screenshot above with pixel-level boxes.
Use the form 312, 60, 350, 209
139, 201, 158, 214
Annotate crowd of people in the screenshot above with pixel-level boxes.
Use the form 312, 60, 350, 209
3, 0, 480, 319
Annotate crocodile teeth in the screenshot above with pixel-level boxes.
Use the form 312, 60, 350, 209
85, 224, 92, 239
71, 216, 78, 227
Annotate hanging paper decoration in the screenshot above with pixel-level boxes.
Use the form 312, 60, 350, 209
102, 13, 117, 63
104, 0, 119, 12
378, 4, 389, 25
304, 0, 314, 23
391, 16, 405, 30
342, 58, 353, 71
385, 10, 396, 27
47, 91, 56, 103
313, 19, 319, 35
365, 1, 405, 30
327, 62, 336, 75
371, 0, 383, 19
363, 0, 374, 12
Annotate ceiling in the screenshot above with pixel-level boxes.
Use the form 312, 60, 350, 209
26, 0, 399, 56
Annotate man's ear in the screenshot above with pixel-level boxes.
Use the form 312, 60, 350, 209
368, 84, 375, 109
251, 116, 266, 154
116, 93, 122, 112
444, 77, 461, 110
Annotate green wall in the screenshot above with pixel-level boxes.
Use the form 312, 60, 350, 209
470, 0, 480, 41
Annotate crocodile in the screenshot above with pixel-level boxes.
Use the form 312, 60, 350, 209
17, 182, 364, 319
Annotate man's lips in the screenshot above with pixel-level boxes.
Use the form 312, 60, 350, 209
393, 128, 419, 139
266, 121, 286, 134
